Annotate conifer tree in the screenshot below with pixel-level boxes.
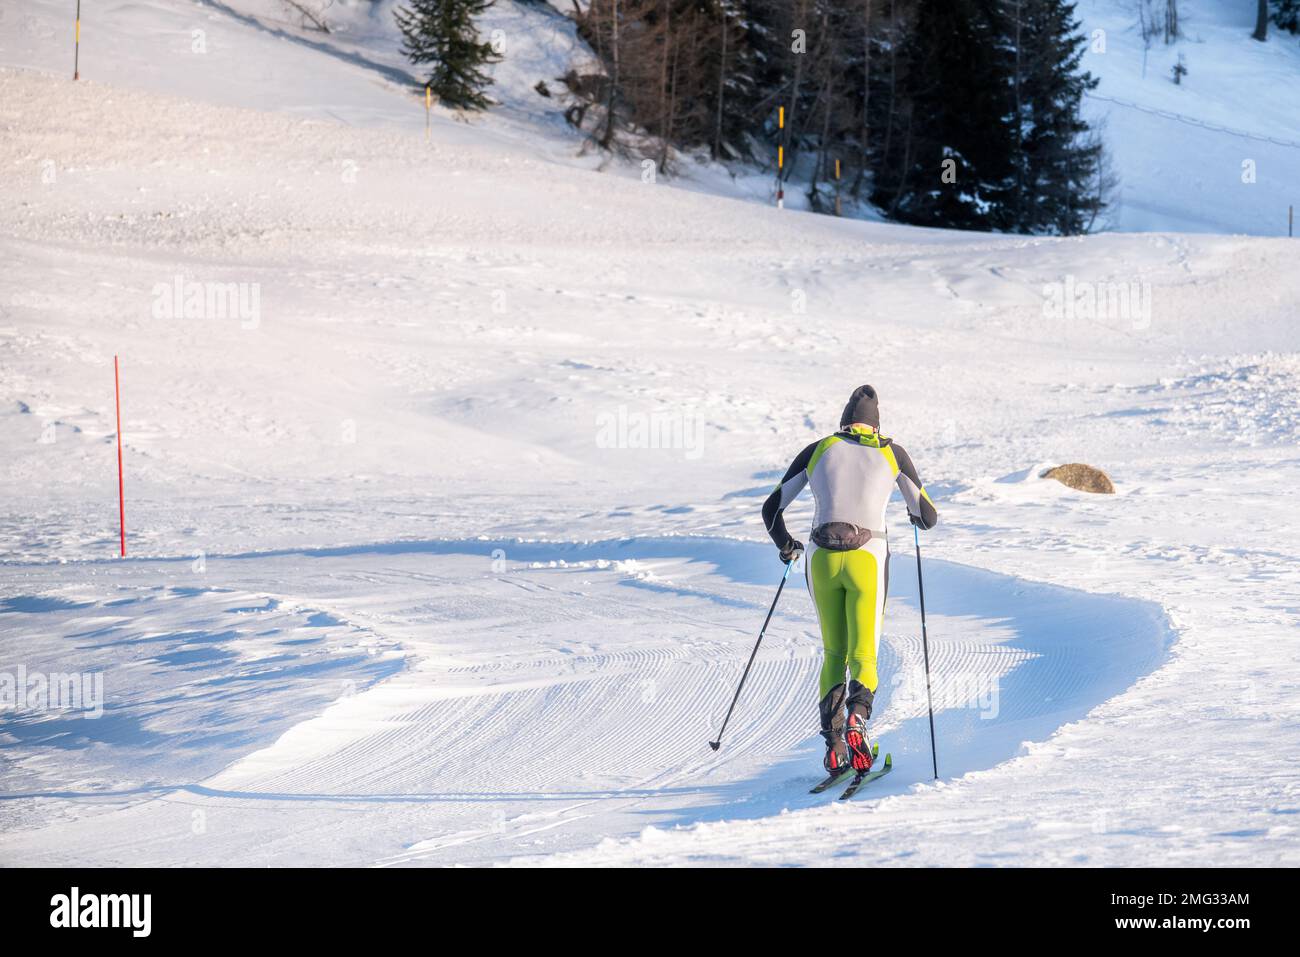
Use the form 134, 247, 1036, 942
395, 0, 500, 111
1002, 0, 1105, 234
1271, 0, 1300, 33
877, 0, 1015, 230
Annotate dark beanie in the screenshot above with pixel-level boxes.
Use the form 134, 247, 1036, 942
839, 385, 880, 430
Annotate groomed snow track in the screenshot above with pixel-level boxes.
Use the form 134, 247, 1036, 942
0, 538, 1171, 866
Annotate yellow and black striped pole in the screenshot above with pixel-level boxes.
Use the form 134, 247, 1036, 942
776, 105, 785, 210
73, 0, 82, 80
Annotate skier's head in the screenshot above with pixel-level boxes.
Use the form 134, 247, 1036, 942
839, 385, 880, 432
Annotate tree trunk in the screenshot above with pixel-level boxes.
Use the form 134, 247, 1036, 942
713, 10, 728, 159
878, 1, 899, 201
601, 0, 620, 147
1253, 0, 1269, 41
784, 1, 807, 187
886, 106, 913, 217
852, 0, 872, 198
811, 75, 832, 197
814, 10, 834, 191
658, 0, 674, 172
1012, 0, 1024, 229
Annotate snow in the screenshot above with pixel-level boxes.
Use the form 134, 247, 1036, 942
1, 1, 1299, 867
1081, 0, 1300, 234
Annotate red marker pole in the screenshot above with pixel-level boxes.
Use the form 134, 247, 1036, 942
114, 355, 126, 556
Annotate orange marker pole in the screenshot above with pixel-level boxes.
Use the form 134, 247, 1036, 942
776, 106, 785, 210
114, 355, 125, 557
425, 84, 432, 142
74, 0, 82, 80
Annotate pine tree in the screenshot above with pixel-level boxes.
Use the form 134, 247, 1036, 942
394, 0, 500, 111
872, 0, 1104, 234
705, 0, 760, 161
1003, 0, 1105, 234
875, 0, 1015, 231
859, 1, 916, 208
1272, 0, 1300, 33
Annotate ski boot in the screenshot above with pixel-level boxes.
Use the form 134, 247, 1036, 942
818, 684, 849, 773
822, 729, 849, 773
845, 713, 874, 772
844, 681, 875, 772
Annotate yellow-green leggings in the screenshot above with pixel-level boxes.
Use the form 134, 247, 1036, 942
806, 545, 886, 698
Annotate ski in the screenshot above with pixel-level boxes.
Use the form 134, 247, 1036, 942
838, 752, 893, 801
810, 743, 878, 794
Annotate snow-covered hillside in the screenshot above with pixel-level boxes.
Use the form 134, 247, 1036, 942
1081, 0, 1300, 234
1, 1, 1298, 867
3, 0, 1296, 233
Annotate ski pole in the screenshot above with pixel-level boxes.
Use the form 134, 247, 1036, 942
914, 524, 938, 780
708, 561, 793, 751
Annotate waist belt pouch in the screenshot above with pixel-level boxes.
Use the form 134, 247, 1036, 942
811, 522, 873, 551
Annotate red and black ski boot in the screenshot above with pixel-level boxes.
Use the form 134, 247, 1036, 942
818, 684, 849, 773
822, 730, 848, 774
845, 712, 874, 771
844, 681, 875, 771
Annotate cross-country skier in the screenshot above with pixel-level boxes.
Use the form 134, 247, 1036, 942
761, 385, 937, 776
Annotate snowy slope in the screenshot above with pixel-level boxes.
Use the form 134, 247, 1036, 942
2, 3, 1299, 867
1080, 0, 1300, 234
5, 0, 1293, 233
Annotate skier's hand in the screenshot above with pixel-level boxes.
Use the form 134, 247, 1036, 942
779, 539, 804, 565
909, 513, 927, 529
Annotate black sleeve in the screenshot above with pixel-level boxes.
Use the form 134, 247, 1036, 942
761, 441, 817, 549
892, 443, 938, 530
